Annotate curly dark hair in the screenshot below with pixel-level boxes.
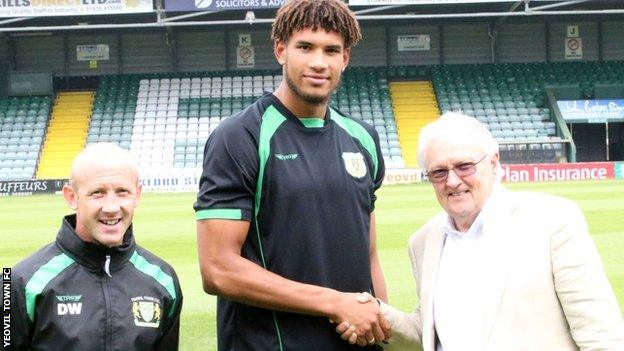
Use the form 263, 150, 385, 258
271, 0, 362, 48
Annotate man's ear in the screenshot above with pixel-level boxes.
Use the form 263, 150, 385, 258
62, 184, 78, 210
491, 152, 502, 179
342, 47, 351, 72
491, 152, 500, 167
274, 40, 287, 65
134, 183, 142, 207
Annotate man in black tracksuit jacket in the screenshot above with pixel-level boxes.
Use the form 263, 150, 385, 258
9, 143, 182, 351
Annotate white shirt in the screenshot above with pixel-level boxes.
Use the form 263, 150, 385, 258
433, 193, 497, 351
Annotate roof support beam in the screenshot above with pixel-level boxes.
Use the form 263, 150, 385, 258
0, 17, 32, 26
529, 0, 588, 12
353, 5, 407, 15
160, 10, 221, 23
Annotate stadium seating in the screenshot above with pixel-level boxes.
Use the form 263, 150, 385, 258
87, 75, 139, 149
0, 96, 50, 180
129, 73, 277, 169
6, 61, 615, 178
83, 68, 403, 171
433, 63, 557, 142
427, 61, 624, 163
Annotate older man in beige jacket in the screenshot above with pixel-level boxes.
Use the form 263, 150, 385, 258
338, 112, 624, 350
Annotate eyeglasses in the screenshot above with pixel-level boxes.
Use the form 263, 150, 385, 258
425, 154, 488, 183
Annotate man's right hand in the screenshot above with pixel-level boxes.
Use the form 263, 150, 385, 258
330, 292, 391, 346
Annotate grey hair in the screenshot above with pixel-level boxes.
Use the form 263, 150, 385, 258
69, 143, 139, 188
418, 112, 500, 170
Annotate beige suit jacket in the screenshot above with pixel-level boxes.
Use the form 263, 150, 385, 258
381, 185, 624, 351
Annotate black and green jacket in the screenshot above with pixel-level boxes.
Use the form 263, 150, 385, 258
9, 214, 182, 351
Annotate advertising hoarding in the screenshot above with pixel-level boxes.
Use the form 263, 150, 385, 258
502, 162, 615, 182
0, 0, 153, 18
557, 100, 624, 123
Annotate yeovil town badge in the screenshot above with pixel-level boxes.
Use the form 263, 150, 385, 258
342, 152, 367, 178
131, 296, 161, 328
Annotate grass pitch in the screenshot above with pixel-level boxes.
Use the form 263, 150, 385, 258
1, 180, 623, 350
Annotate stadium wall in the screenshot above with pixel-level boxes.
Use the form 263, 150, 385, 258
7, 18, 624, 78
351, 26, 388, 67
121, 32, 173, 73
176, 30, 227, 72
14, 36, 65, 76
0, 36, 8, 98
496, 23, 547, 63
442, 23, 491, 64
602, 21, 624, 60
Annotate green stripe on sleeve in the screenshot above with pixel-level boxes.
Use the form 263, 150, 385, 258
129, 251, 178, 317
25, 253, 75, 322
255, 105, 287, 216
196, 209, 242, 221
329, 108, 379, 178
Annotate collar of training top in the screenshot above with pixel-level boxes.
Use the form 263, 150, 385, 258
267, 93, 332, 129
55, 214, 136, 273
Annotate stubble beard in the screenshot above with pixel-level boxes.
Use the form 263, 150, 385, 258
284, 69, 338, 106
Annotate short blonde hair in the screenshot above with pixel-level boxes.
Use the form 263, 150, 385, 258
69, 143, 139, 189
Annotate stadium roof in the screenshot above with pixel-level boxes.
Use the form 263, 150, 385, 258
0, 0, 623, 34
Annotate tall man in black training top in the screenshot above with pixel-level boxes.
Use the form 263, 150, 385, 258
10, 143, 182, 351
194, 0, 390, 350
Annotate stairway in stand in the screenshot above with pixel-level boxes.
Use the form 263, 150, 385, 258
37, 91, 94, 179
389, 81, 440, 168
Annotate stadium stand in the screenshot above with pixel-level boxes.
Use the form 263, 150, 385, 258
78, 64, 564, 171
0, 96, 50, 180
428, 61, 622, 164
3, 61, 621, 180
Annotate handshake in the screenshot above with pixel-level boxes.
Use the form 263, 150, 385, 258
331, 292, 392, 347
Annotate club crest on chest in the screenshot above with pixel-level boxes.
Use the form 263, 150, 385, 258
342, 152, 367, 178
131, 296, 162, 328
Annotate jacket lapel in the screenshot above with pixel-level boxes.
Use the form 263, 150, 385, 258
421, 221, 446, 351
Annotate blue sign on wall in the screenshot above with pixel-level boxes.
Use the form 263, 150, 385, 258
165, 0, 284, 11
557, 100, 624, 123
616, 162, 624, 179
